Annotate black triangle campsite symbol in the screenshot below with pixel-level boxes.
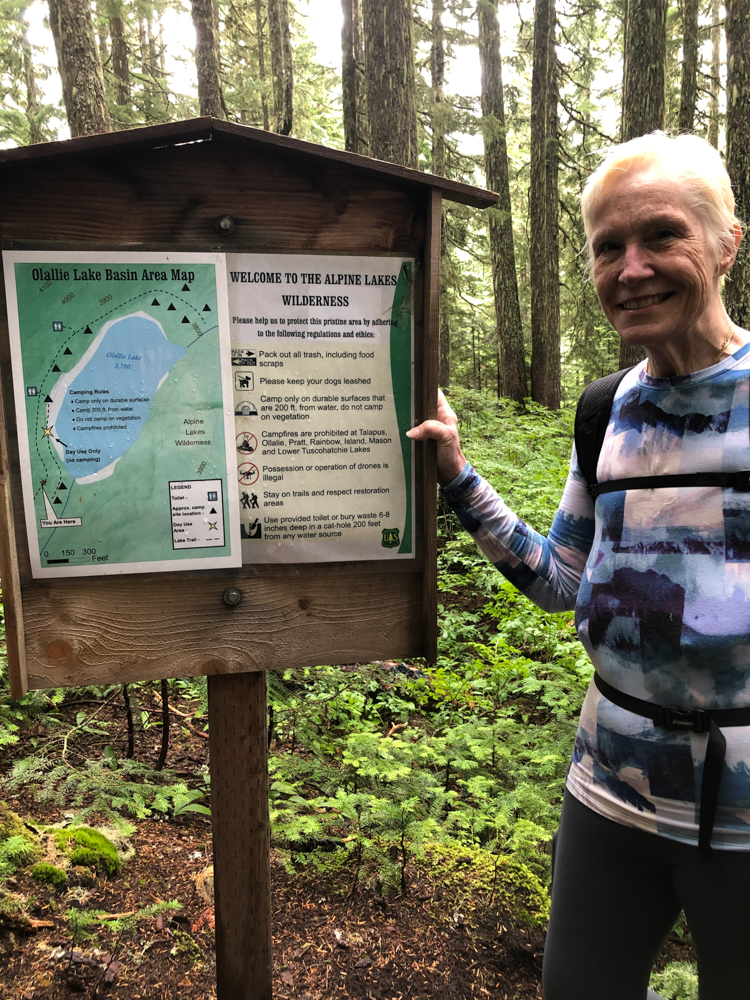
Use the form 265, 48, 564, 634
44, 395, 53, 403
64, 347, 72, 355
182, 284, 190, 291
152, 299, 160, 306
203, 304, 211, 311
84, 326, 93, 334
58, 482, 67, 490
52, 364, 60, 372
182, 316, 190, 323
53, 496, 62, 504
210, 507, 217, 514
168, 303, 176, 311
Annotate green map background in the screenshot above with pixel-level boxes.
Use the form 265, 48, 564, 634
14, 261, 231, 569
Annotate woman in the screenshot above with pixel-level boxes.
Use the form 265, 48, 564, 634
407, 132, 750, 1000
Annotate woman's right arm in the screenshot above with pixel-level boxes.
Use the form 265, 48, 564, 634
408, 391, 596, 613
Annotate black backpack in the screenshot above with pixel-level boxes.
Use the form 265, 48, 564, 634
573, 367, 750, 498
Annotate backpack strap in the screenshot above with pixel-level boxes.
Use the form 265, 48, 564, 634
574, 367, 634, 490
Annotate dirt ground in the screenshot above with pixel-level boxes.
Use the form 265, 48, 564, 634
0, 689, 695, 1000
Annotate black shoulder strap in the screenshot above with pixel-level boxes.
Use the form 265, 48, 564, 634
574, 367, 634, 488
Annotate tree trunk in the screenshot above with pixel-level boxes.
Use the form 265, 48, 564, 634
678, 0, 698, 132
431, 0, 446, 177
48, 0, 111, 137
191, 0, 225, 118
268, 0, 293, 134
342, 0, 357, 151
362, 0, 418, 168
618, 0, 666, 368
708, 0, 721, 148
255, 0, 270, 130
21, 20, 44, 144
725, 0, 750, 328
529, 0, 560, 408
478, 0, 526, 403
110, 15, 129, 106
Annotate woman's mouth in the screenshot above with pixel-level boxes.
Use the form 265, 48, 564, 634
619, 292, 674, 311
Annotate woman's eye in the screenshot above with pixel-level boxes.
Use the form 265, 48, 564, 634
654, 228, 676, 241
595, 241, 619, 256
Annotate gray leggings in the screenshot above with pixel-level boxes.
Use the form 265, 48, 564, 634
543, 790, 750, 1000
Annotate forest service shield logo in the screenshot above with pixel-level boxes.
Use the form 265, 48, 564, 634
381, 527, 400, 548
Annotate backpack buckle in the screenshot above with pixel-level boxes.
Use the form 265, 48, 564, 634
655, 705, 710, 734
734, 472, 750, 492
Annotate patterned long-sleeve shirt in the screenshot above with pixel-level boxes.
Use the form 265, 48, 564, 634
441, 343, 750, 850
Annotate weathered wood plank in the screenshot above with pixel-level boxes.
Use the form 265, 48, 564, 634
0, 143, 425, 254
208, 670, 272, 1000
22, 565, 424, 688
0, 359, 27, 698
421, 189, 441, 666
0, 117, 498, 210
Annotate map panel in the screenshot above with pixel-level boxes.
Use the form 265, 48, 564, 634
4, 251, 241, 578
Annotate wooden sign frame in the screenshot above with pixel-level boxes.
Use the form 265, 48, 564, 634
0, 118, 497, 999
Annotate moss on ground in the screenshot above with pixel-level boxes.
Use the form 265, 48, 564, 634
53, 827, 121, 876
31, 862, 67, 888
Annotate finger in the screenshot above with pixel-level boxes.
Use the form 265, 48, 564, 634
406, 419, 458, 444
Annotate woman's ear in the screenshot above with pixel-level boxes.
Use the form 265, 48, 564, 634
719, 223, 742, 276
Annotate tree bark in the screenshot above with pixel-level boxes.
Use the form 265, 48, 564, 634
478, 0, 526, 403
255, 0, 270, 131
708, 0, 721, 148
110, 15, 129, 106
431, 0, 446, 177
529, 0, 560, 408
342, 0, 366, 152
48, 0, 111, 137
21, 20, 44, 144
191, 0, 225, 118
678, 0, 698, 132
268, 0, 293, 134
618, 0, 666, 368
362, 0, 418, 168
725, 0, 750, 329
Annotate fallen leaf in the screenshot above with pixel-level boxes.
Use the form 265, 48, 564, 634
333, 928, 349, 948
103, 961, 122, 983
281, 970, 294, 986
355, 956, 372, 968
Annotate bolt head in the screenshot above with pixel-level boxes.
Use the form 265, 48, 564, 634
222, 587, 242, 607
214, 215, 235, 235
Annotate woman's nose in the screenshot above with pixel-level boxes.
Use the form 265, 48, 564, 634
619, 243, 654, 283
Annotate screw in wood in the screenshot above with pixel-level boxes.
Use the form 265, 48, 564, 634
222, 587, 243, 607
214, 215, 235, 235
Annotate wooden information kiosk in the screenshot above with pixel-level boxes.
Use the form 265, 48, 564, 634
0, 117, 496, 998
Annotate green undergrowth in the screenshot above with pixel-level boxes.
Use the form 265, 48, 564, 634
0, 392, 690, 982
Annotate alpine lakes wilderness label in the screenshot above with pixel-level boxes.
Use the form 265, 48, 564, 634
227, 253, 414, 564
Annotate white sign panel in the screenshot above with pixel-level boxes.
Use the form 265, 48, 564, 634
227, 254, 415, 562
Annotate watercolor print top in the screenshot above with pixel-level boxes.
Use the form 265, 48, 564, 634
440, 342, 750, 850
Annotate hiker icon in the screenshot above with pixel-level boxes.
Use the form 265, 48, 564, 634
236, 431, 258, 455
240, 491, 259, 510
237, 463, 259, 486
241, 519, 262, 539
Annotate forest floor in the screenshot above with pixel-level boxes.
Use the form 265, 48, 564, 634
0, 688, 696, 1000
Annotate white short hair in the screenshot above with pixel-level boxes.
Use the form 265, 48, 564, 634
580, 131, 742, 264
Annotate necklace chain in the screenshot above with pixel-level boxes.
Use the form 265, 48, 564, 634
645, 326, 735, 376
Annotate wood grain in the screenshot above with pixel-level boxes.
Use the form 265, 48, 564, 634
21, 565, 424, 689
421, 189, 441, 666
208, 671, 272, 1000
0, 116, 498, 210
0, 360, 26, 697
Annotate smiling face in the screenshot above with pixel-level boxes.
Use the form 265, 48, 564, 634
590, 169, 733, 358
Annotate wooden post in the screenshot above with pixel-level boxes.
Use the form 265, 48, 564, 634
208, 671, 273, 1000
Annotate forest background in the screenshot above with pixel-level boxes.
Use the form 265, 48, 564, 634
1, 1, 749, 997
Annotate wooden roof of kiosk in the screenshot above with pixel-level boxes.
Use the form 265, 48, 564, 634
0, 116, 498, 699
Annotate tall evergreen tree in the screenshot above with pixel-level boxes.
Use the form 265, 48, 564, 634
431, 0, 451, 387
679, 0, 698, 131
708, 0, 721, 148
48, 0, 111, 136
268, 0, 293, 134
341, 0, 367, 152
478, 0, 526, 402
725, 0, 750, 328
529, 0, 560, 408
191, 0, 225, 118
362, 0, 418, 168
618, 0, 667, 367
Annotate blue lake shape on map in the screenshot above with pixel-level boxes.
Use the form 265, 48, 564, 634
55, 315, 186, 480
